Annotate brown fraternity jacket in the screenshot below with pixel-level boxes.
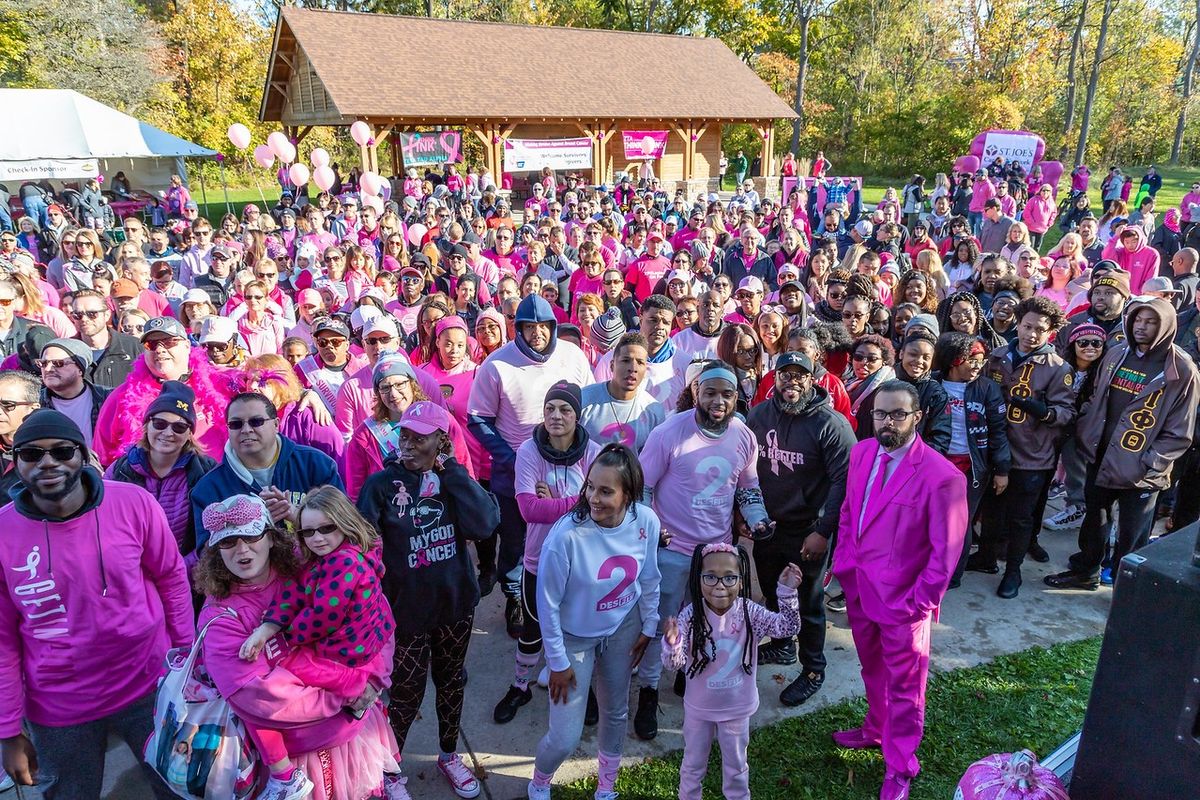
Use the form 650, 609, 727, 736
986, 342, 1076, 470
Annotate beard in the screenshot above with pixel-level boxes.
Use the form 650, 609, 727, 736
33, 467, 82, 503
876, 426, 916, 451
696, 404, 731, 434
778, 388, 814, 415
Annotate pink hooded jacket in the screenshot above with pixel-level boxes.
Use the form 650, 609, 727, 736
0, 476, 193, 736
1022, 193, 1058, 234
1102, 226, 1160, 295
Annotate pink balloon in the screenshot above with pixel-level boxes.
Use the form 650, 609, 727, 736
277, 141, 297, 164
312, 165, 335, 192
310, 148, 330, 169
288, 164, 310, 187
227, 123, 252, 150
350, 121, 371, 147
359, 171, 383, 195
266, 132, 290, 159
406, 223, 427, 247
253, 145, 275, 170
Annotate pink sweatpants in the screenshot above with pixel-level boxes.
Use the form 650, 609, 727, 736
244, 721, 289, 767
846, 592, 933, 778
678, 715, 750, 800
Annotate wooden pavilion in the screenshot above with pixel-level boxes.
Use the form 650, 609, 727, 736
259, 8, 796, 194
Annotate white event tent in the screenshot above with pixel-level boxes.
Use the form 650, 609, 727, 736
0, 89, 216, 191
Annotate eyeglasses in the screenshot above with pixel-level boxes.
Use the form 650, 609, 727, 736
325, 254, 343, 262
75, 241, 95, 248
0, 298, 15, 308
34, 358, 74, 371
735, 347, 758, 357
143, 337, 185, 351
245, 294, 266, 301
1076, 339, 1105, 348
777, 371, 810, 384
195, 229, 213, 237
604, 279, 623, 285
254, 272, 277, 280
71, 309, 106, 320
298, 523, 339, 539
14, 444, 79, 463
949, 311, 975, 320
150, 417, 190, 434
227, 416, 272, 431
401, 275, 423, 284
217, 531, 267, 550
0, 399, 36, 414
853, 353, 882, 364
700, 573, 740, 587
871, 409, 918, 422
365, 335, 395, 346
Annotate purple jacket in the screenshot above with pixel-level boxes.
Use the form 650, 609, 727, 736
279, 402, 345, 466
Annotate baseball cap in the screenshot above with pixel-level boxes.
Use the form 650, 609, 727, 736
210, 244, 233, 260
111, 279, 139, 299
737, 276, 765, 294
151, 261, 174, 280
854, 220, 874, 238
140, 316, 188, 342
666, 269, 690, 285
399, 400, 451, 435
1141, 276, 1181, 295
350, 305, 382, 331
399, 265, 423, 279
461, 232, 481, 246
199, 315, 238, 345
312, 317, 350, 339
202, 495, 270, 549
296, 288, 323, 307
647, 231, 665, 243
776, 352, 814, 373
363, 316, 400, 338
184, 200, 198, 211
181, 288, 210, 306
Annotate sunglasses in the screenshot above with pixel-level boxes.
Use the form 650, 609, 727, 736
75, 241, 95, 248
217, 531, 267, 550
245, 294, 266, 301
71, 309, 106, 320
150, 417, 191, 434
204, 341, 233, 351
298, 523, 339, 539
35, 358, 74, 371
143, 337, 185, 351
254, 272, 277, 279
227, 416, 272, 431
14, 444, 79, 463
365, 335, 395, 346
1076, 339, 1105, 348
211, 254, 230, 261
0, 298, 15, 308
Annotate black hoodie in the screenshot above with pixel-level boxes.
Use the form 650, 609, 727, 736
745, 386, 856, 538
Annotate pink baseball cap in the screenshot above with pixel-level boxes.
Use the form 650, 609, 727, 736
399, 401, 450, 435
297, 288, 322, 307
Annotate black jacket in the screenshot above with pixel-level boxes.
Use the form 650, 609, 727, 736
940, 373, 1011, 488
893, 364, 952, 455
40, 381, 112, 437
357, 456, 500, 636
88, 329, 141, 390
745, 386, 856, 538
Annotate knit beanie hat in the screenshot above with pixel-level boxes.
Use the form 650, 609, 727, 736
42, 337, 93, 372
907, 313, 940, 337
145, 380, 197, 428
12, 408, 86, 452
589, 307, 626, 351
544, 380, 582, 417
373, 352, 416, 388
1068, 323, 1107, 346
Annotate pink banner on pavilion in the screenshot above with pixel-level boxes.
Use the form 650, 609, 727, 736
622, 131, 669, 160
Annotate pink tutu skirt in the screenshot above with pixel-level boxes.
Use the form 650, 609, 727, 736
294, 705, 400, 800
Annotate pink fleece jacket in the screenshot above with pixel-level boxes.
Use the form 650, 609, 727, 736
969, 179, 996, 213
0, 479, 193, 736
1101, 226, 1160, 294
1022, 194, 1058, 234
420, 356, 490, 479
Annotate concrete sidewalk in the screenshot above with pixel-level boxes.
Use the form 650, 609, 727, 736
3, 509, 1113, 800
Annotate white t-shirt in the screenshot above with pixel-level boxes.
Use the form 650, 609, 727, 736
578, 382, 666, 453
943, 380, 969, 456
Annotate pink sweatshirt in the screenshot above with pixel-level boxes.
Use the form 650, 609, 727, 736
969, 179, 996, 213
0, 479, 193, 736
515, 437, 601, 574
1022, 194, 1058, 234
1100, 226, 1160, 294
663, 587, 799, 721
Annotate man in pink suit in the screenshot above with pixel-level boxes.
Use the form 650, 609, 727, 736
830, 381, 968, 800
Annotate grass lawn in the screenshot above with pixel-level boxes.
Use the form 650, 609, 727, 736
554, 637, 1100, 800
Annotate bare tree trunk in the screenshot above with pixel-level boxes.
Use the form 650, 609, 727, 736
1075, 0, 1115, 167
788, 12, 812, 156
1172, 2, 1200, 164
1061, 0, 1089, 141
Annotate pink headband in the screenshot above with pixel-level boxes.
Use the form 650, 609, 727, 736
701, 542, 738, 557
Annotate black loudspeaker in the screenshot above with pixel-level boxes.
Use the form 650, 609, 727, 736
1071, 525, 1200, 799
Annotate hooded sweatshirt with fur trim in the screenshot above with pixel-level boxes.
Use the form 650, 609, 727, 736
0, 472, 193, 736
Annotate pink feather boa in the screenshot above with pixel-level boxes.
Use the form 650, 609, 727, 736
98, 348, 242, 463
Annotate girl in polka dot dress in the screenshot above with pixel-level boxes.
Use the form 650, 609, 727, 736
240, 483, 394, 700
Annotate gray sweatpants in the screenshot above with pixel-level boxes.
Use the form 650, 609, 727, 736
28, 690, 175, 800
535, 611, 642, 775
1062, 438, 1087, 509
636, 548, 692, 689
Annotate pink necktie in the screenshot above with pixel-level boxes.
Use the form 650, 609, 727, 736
868, 452, 893, 511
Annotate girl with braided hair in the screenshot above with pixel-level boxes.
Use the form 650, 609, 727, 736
937, 290, 1005, 349
662, 543, 801, 800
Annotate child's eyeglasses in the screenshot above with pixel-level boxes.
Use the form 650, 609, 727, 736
700, 574, 740, 587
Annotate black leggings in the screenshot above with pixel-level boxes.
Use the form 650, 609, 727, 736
518, 570, 542, 657
388, 615, 473, 754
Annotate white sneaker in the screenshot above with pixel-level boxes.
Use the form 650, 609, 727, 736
383, 772, 412, 800
1045, 505, 1085, 531
0, 770, 13, 791
528, 781, 551, 800
259, 767, 314, 800
536, 665, 550, 688
438, 753, 481, 799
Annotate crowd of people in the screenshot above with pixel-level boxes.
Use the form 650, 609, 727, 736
0, 155, 1198, 800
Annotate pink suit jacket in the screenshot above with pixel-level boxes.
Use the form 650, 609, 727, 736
832, 434, 968, 626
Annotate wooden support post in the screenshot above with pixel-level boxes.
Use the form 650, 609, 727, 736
671, 125, 690, 184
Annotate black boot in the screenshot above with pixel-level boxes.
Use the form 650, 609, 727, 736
997, 570, 1022, 599
493, 685, 532, 724
634, 686, 658, 740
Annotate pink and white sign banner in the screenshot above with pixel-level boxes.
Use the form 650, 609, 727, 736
622, 131, 668, 160
503, 138, 593, 172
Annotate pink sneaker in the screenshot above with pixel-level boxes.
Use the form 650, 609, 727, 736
437, 753, 481, 799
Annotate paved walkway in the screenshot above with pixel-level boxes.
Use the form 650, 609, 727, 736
3, 499, 1113, 800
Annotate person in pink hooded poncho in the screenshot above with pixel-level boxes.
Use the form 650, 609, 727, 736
1101, 225, 1160, 295
195, 494, 403, 800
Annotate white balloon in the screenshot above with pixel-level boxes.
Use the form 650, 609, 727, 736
288, 163, 310, 187
266, 131, 289, 159
277, 141, 297, 164
312, 165, 335, 192
350, 121, 371, 147
227, 123, 251, 150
